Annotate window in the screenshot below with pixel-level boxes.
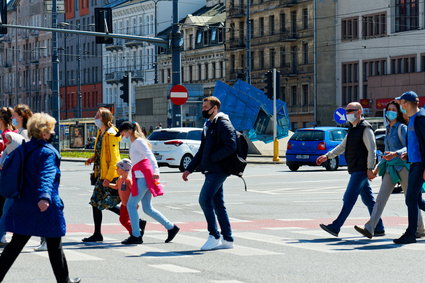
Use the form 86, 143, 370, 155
302, 8, 308, 29
291, 46, 297, 73
291, 11, 297, 37
390, 55, 416, 74
269, 15, 275, 35
280, 47, 286, 67
198, 64, 202, 80
302, 84, 308, 106
303, 43, 308, 64
230, 55, 235, 73
137, 98, 153, 115
280, 13, 286, 32
330, 130, 348, 141
291, 85, 297, 106
395, 0, 419, 32
250, 19, 254, 38
259, 17, 264, 36
341, 62, 359, 105
205, 63, 209, 80
259, 50, 264, 69
239, 21, 244, 42
421, 54, 425, 72
362, 13, 386, 38
341, 17, 359, 40
270, 48, 275, 68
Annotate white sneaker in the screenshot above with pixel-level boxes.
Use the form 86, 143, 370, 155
200, 235, 222, 251
34, 241, 48, 252
0, 235, 7, 246
217, 239, 234, 249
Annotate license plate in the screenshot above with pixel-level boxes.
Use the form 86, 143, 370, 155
296, 155, 309, 159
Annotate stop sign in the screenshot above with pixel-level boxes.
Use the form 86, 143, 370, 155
170, 84, 188, 105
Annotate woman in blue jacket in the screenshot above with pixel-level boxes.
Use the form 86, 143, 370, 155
0, 113, 80, 283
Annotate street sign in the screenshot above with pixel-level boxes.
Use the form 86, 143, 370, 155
170, 84, 188, 105
334, 108, 347, 124
45, 0, 65, 13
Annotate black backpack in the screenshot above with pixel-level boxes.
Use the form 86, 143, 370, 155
214, 118, 249, 190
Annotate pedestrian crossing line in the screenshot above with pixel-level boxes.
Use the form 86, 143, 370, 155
210, 280, 246, 283
146, 234, 281, 256
117, 243, 193, 259
264, 227, 306, 231
149, 264, 200, 273
228, 217, 252, 223
277, 218, 313, 221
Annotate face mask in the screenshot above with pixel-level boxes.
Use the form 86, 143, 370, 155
346, 113, 357, 123
202, 106, 214, 119
47, 132, 55, 143
94, 119, 102, 128
400, 104, 407, 114
385, 110, 398, 121
11, 118, 18, 127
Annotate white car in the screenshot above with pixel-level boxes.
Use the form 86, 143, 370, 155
148, 127, 203, 172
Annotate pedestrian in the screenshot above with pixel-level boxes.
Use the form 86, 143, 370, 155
182, 96, 237, 250
0, 107, 17, 245
156, 123, 162, 129
0, 113, 80, 283
354, 101, 425, 238
12, 104, 33, 140
82, 107, 124, 242
393, 91, 425, 244
141, 126, 148, 137
316, 102, 385, 237
11, 104, 47, 251
116, 121, 179, 245
107, 159, 135, 238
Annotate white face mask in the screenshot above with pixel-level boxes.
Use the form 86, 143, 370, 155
346, 113, 357, 123
94, 119, 102, 128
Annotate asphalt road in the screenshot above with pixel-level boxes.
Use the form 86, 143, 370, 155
1, 162, 422, 283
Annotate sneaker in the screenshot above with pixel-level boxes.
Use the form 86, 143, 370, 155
0, 235, 7, 246
394, 233, 416, 245
374, 230, 385, 237
416, 231, 425, 238
82, 234, 103, 242
139, 219, 147, 237
200, 235, 222, 251
217, 239, 234, 249
319, 224, 339, 237
121, 235, 143, 245
34, 240, 48, 252
354, 225, 373, 239
165, 225, 180, 243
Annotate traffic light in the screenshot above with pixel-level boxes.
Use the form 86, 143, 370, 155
0, 0, 7, 35
263, 71, 273, 99
119, 75, 129, 103
95, 8, 113, 44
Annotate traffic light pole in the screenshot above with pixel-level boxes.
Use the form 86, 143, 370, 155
51, 0, 60, 151
128, 72, 132, 122
273, 68, 280, 162
171, 0, 182, 127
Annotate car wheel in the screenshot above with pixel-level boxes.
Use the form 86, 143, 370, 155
325, 157, 338, 171
288, 164, 300, 171
179, 154, 193, 172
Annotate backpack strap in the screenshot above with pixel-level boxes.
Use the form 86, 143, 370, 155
397, 124, 404, 146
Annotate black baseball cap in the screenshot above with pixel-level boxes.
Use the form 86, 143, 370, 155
115, 121, 134, 137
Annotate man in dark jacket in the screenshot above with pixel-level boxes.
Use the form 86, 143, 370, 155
394, 91, 425, 244
183, 96, 237, 251
316, 102, 384, 237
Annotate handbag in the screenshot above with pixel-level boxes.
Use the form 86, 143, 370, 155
90, 172, 97, 186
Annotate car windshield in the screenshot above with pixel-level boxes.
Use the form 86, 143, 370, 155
291, 130, 325, 141
330, 130, 347, 141
148, 131, 188, 141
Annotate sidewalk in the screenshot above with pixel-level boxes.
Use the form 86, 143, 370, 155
62, 154, 286, 165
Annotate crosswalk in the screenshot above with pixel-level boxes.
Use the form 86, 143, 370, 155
10, 223, 424, 267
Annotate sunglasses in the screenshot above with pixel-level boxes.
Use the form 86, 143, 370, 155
345, 109, 358, 113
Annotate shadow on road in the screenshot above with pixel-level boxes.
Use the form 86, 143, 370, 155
127, 249, 204, 258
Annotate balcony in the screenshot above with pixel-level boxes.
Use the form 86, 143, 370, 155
105, 71, 125, 84
105, 40, 124, 51
228, 5, 245, 18
125, 39, 144, 48
279, 0, 298, 7
227, 39, 246, 50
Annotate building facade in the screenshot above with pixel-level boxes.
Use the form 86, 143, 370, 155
58, 0, 105, 119
336, 0, 425, 116
0, 0, 53, 112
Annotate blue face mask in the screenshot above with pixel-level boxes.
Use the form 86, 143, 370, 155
94, 119, 102, 128
385, 110, 398, 121
11, 118, 18, 127
400, 104, 407, 114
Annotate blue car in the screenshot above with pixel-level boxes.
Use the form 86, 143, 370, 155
286, 127, 348, 171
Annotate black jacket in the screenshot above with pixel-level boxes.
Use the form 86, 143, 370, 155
186, 113, 237, 174
345, 119, 372, 173
412, 108, 425, 166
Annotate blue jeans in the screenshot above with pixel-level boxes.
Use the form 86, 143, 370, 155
405, 163, 425, 236
127, 178, 174, 237
0, 198, 14, 237
199, 173, 233, 242
330, 171, 384, 233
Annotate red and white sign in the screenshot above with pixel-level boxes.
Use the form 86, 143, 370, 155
170, 84, 188, 105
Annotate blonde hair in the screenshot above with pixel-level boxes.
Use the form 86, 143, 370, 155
98, 107, 114, 128
133, 122, 151, 149
27, 113, 56, 139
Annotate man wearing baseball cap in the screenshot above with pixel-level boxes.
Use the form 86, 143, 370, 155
394, 91, 425, 244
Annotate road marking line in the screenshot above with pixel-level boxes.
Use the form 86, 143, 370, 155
149, 264, 200, 273
277, 218, 313, 221
210, 280, 246, 283
147, 234, 281, 256
264, 227, 305, 230
118, 244, 193, 258
228, 217, 251, 223
34, 249, 104, 261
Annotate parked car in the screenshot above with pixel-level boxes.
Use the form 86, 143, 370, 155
286, 127, 348, 171
374, 128, 386, 154
148, 127, 203, 172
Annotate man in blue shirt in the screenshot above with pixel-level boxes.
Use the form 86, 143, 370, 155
394, 91, 425, 244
